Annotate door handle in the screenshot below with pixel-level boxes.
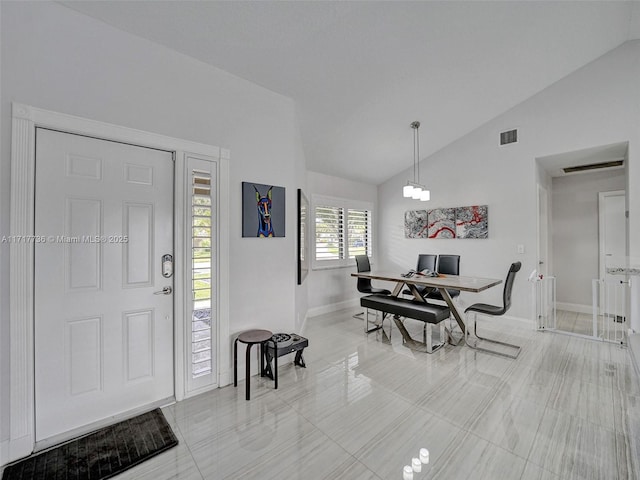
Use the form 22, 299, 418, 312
154, 286, 173, 295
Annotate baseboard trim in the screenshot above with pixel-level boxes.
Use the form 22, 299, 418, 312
556, 302, 592, 315
1, 438, 9, 468
308, 299, 359, 318
300, 312, 310, 336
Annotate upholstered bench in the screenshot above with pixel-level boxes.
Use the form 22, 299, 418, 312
360, 294, 450, 353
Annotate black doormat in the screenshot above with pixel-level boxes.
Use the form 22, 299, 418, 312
2, 408, 178, 480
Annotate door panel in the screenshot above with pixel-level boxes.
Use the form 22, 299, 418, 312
34, 129, 174, 442
599, 191, 627, 320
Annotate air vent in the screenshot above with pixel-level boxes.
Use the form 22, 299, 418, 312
562, 160, 624, 174
499, 129, 518, 146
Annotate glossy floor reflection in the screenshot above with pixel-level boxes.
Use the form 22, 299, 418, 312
116, 309, 639, 479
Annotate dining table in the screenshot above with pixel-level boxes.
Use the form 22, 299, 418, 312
351, 270, 502, 345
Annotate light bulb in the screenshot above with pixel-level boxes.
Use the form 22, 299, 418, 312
412, 457, 421, 472
420, 189, 430, 201
420, 448, 429, 464
403, 184, 414, 198
411, 186, 422, 199
402, 465, 413, 480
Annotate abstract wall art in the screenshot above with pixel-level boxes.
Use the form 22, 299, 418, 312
404, 210, 429, 238
456, 205, 488, 238
405, 204, 488, 239
242, 182, 286, 237
427, 208, 456, 239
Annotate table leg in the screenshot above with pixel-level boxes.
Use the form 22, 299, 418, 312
439, 288, 465, 333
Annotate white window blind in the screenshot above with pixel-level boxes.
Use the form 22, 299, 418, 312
191, 172, 212, 380
315, 205, 344, 261
313, 196, 373, 268
347, 209, 370, 258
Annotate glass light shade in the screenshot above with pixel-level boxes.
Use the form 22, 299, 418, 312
419, 189, 431, 201
411, 186, 422, 199
403, 184, 414, 197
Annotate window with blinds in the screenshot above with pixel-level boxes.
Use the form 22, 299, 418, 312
315, 205, 344, 261
347, 209, 369, 258
191, 172, 212, 379
313, 196, 373, 268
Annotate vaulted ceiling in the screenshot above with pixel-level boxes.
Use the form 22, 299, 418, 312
62, 1, 640, 185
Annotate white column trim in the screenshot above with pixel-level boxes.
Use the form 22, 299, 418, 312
7, 103, 230, 464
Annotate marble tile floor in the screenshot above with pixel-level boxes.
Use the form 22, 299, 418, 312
113, 309, 639, 480
555, 309, 628, 340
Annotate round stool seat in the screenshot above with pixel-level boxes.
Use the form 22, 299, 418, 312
237, 329, 273, 344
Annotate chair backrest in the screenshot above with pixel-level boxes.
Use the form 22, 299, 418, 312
416, 254, 437, 273
355, 255, 371, 273
437, 255, 460, 275
502, 261, 521, 314
355, 255, 373, 293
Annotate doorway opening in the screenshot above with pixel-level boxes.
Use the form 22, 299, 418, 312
535, 141, 629, 342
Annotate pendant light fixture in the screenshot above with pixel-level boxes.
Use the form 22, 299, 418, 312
403, 121, 430, 201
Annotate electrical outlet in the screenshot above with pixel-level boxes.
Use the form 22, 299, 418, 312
517, 244, 525, 254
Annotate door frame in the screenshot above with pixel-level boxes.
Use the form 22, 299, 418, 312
536, 183, 550, 278
8, 103, 230, 463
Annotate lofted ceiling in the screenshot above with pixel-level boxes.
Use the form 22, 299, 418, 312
61, 1, 640, 185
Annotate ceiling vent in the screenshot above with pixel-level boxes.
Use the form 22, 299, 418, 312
562, 160, 624, 174
499, 129, 518, 146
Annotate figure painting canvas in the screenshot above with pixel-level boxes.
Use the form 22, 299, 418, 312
404, 210, 429, 238
427, 208, 456, 238
242, 182, 286, 237
456, 205, 488, 238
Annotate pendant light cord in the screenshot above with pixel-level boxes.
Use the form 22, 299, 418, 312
411, 121, 420, 185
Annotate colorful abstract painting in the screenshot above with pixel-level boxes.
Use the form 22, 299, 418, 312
456, 205, 488, 238
242, 182, 286, 237
404, 210, 429, 238
428, 208, 456, 238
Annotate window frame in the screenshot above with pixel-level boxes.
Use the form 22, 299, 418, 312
311, 194, 375, 270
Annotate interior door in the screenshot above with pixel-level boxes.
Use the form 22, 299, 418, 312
599, 190, 627, 319
34, 128, 174, 442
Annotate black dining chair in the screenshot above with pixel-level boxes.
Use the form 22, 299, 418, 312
464, 261, 522, 358
403, 254, 437, 298
354, 255, 391, 332
425, 254, 461, 302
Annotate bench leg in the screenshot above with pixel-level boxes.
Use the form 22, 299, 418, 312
364, 308, 384, 334
394, 316, 445, 354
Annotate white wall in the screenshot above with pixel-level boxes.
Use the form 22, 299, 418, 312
378, 41, 640, 322
0, 1, 306, 449
306, 172, 377, 314
552, 169, 626, 309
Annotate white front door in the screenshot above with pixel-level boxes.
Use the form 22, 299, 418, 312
34, 129, 175, 442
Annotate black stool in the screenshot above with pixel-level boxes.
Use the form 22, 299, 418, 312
233, 329, 273, 400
